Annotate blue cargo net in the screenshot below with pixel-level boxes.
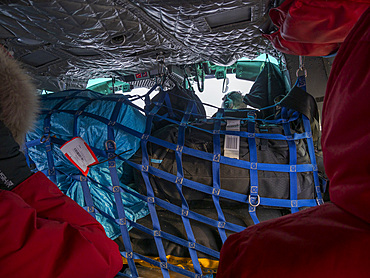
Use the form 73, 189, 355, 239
25, 81, 324, 278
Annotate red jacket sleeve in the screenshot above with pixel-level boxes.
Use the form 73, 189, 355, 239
0, 172, 123, 278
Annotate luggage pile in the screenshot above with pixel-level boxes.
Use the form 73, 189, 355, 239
25, 71, 325, 277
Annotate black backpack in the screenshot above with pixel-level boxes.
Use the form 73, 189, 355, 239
149, 85, 206, 131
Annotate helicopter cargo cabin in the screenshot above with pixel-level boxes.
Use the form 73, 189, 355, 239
0, 1, 369, 277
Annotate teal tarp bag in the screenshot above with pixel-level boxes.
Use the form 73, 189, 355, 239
235, 60, 264, 81
25, 90, 149, 239
243, 62, 289, 119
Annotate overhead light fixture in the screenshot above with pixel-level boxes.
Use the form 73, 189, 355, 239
65, 48, 100, 56
20, 50, 59, 67
205, 7, 252, 30
110, 34, 126, 45
16, 37, 44, 46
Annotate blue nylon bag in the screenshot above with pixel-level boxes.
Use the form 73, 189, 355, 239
26, 90, 149, 239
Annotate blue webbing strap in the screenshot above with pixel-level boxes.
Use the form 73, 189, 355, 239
123, 163, 248, 234
174, 100, 203, 275
247, 111, 260, 224
281, 108, 299, 213
212, 109, 227, 243
140, 88, 170, 278
159, 88, 205, 118
105, 99, 139, 277
39, 106, 317, 208
44, 94, 99, 218
23, 144, 31, 166
131, 253, 205, 278
23, 142, 36, 172
296, 74, 324, 205
132, 252, 206, 278
143, 84, 161, 110
130, 207, 221, 259
163, 93, 175, 118
153, 194, 245, 236
40, 91, 302, 137
104, 186, 222, 264
43, 116, 55, 183
85, 182, 221, 263
40, 140, 317, 213
46, 109, 310, 150
303, 116, 324, 205
49, 109, 315, 175
25, 138, 43, 148
296, 75, 307, 92
79, 175, 96, 217
73, 98, 97, 137
46, 109, 306, 149
42, 92, 80, 183
128, 151, 316, 207
69, 171, 223, 269
40, 90, 92, 101
260, 196, 317, 207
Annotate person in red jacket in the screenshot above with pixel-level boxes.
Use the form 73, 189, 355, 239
0, 47, 122, 277
217, 7, 370, 278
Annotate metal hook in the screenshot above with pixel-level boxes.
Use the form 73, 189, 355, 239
248, 195, 261, 207
156, 52, 165, 74
296, 55, 307, 77
156, 52, 168, 86
104, 140, 117, 151
40, 134, 50, 144
299, 55, 304, 70
111, 76, 115, 94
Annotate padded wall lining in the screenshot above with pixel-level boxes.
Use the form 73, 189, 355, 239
0, 0, 278, 90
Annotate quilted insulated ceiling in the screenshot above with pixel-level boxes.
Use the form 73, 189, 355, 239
0, 0, 279, 91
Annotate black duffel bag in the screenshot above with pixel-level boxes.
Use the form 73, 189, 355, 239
123, 90, 321, 272
125, 112, 315, 268
130, 115, 315, 208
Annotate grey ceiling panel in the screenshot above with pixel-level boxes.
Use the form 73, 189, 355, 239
0, 0, 277, 90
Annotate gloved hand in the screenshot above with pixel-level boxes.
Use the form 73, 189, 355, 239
0, 120, 32, 190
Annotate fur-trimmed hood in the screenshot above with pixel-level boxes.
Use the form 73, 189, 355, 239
0, 48, 39, 146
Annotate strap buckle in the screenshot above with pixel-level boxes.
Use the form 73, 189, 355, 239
248, 195, 260, 207
105, 140, 116, 151
40, 134, 50, 143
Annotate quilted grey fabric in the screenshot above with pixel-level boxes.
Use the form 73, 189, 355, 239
0, 0, 277, 91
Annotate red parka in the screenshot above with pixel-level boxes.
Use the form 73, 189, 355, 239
217, 7, 370, 278
0, 171, 123, 277
263, 0, 369, 56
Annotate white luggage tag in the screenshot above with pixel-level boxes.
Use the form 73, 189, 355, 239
224, 120, 240, 159
60, 137, 98, 176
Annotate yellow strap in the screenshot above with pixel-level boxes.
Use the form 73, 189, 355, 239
122, 254, 219, 274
